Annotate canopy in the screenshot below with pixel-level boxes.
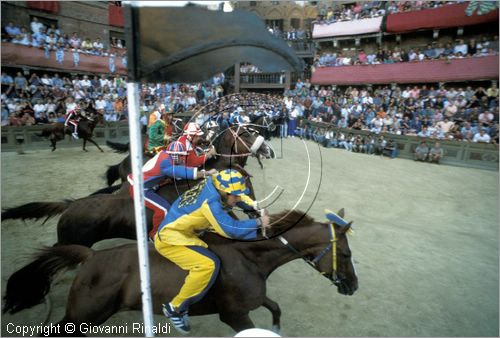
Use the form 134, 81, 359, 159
124, 5, 303, 83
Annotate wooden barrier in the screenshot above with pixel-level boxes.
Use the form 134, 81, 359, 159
306, 121, 499, 171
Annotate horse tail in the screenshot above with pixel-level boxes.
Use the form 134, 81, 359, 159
89, 184, 123, 196
106, 163, 121, 187
106, 140, 130, 153
1, 200, 73, 223
3, 245, 94, 314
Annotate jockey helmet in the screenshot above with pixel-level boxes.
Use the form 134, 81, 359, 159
166, 141, 188, 164
212, 169, 249, 196
183, 122, 204, 136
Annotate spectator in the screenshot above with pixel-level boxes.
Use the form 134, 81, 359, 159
69, 32, 81, 49
93, 37, 104, 55
30, 17, 45, 35
472, 129, 491, 143
429, 142, 444, 163
4, 22, 21, 39
453, 39, 468, 56
414, 141, 429, 161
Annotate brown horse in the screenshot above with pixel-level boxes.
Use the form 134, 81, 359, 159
3, 210, 358, 334
1, 125, 271, 247
36, 113, 104, 152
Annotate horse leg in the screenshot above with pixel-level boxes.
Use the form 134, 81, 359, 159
82, 138, 88, 152
262, 296, 282, 333
50, 135, 57, 152
56, 277, 124, 336
219, 312, 255, 332
86, 137, 104, 152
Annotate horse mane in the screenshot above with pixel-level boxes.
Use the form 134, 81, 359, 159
267, 209, 315, 237
202, 209, 316, 246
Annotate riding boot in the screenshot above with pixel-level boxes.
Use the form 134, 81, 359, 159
73, 128, 79, 139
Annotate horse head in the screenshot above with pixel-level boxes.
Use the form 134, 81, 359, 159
319, 208, 358, 295
215, 124, 272, 160
268, 209, 358, 296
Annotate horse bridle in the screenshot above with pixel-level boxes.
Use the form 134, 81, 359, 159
277, 223, 343, 286
215, 125, 264, 158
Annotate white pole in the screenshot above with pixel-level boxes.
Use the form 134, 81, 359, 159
127, 82, 155, 337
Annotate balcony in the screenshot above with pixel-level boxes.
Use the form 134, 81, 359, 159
1, 42, 126, 75
311, 56, 499, 85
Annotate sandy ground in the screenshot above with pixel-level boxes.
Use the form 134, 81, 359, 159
1, 138, 498, 337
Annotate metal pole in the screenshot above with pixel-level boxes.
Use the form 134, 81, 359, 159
127, 82, 155, 337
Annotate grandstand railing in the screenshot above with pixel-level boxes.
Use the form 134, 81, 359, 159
2, 123, 498, 171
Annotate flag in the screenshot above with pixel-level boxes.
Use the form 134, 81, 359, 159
123, 4, 303, 83
466, 1, 499, 16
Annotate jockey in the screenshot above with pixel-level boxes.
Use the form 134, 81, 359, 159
177, 122, 217, 167
127, 140, 217, 240
154, 169, 270, 334
147, 108, 166, 153
64, 105, 81, 139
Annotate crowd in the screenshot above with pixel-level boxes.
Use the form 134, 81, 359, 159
275, 80, 499, 144
314, 35, 499, 68
2, 19, 127, 72
267, 26, 310, 41
314, 1, 459, 25
0, 70, 226, 127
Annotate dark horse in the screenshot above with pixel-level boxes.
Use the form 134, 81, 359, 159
1, 125, 272, 247
250, 115, 277, 141
3, 210, 358, 334
104, 123, 272, 187
36, 113, 104, 152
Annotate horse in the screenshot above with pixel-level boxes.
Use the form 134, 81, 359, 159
36, 113, 104, 152
104, 123, 272, 187
250, 114, 277, 141
1, 125, 272, 248
3, 209, 358, 334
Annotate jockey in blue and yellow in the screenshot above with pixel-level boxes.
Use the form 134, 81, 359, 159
155, 169, 270, 334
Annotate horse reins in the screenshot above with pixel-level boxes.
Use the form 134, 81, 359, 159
213, 125, 263, 158
277, 223, 342, 285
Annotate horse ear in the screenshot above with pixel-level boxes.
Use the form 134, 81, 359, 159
337, 208, 345, 218
341, 221, 354, 234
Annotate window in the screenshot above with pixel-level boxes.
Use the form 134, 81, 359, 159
250, 1, 257, 6
110, 30, 126, 48
30, 15, 58, 31
265, 19, 284, 31
290, 18, 301, 29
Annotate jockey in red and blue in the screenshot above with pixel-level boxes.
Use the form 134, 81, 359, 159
64, 105, 81, 139
177, 122, 217, 167
128, 140, 217, 239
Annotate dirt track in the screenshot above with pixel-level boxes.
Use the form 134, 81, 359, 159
1, 139, 498, 337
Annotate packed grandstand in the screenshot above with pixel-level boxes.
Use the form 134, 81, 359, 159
1, 1, 498, 153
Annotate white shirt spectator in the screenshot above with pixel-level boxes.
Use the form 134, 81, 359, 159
30, 19, 44, 34
95, 98, 106, 110
100, 77, 111, 88
93, 41, 104, 51
79, 78, 91, 88
473, 131, 491, 143
33, 103, 47, 118
46, 102, 57, 113
454, 43, 468, 56
40, 77, 53, 87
